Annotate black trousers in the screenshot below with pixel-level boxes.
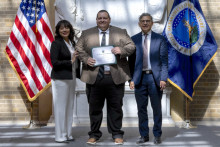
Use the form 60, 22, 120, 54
86, 74, 125, 139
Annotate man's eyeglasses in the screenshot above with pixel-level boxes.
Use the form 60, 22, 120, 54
140, 20, 152, 24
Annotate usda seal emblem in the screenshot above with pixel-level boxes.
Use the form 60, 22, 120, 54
165, 1, 206, 56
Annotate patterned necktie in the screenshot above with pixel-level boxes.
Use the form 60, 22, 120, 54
98, 32, 106, 79
142, 34, 148, 70
101, 32, 106, 46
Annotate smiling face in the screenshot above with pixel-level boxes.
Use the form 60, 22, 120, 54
96, 11, 111, 31
58, 24, 70, 40
139, 15, 153, 34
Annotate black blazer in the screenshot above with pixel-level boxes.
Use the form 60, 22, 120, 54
50, 38, 80, 80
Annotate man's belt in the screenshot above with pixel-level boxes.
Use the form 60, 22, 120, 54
143, 70, 152, 74
104, 71, 111, 74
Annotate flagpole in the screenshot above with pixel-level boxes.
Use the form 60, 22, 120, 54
35, 0, 38, 33
23, 102, 40, 129
181, 2, 197, 129
182, 96, 197, 129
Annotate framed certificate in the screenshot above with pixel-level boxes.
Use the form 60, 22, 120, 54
91, 45, 117, 66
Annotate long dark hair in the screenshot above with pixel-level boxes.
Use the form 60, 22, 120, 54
55, 20, 75, 47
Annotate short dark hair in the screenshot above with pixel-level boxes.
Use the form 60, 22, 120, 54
55, 20, 75, 46
96, 10, 111, 19
139, 13, 153, 22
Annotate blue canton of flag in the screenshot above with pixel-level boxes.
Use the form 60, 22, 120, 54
20, 0, 46, 27
163, 0, 218, 100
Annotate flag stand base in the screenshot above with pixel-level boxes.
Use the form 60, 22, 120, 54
23, 120, 40, 129
182, 98, 197, 129
181, 120, 197, 129
23, 102, 40, 129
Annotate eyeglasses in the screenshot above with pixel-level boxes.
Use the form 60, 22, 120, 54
140, 20, 152, 24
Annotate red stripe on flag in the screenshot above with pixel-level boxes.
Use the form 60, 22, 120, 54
40, 18, 54, 43
16, 17, 51, 83
10, 31, 43, 91
6, 46, 35, 98
32, 24, 52, 67
14, 16, 51, 84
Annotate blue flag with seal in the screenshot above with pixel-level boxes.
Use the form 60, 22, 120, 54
163, 0, 218, 100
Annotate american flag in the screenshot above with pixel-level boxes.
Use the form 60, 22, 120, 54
5, 0, 54, 101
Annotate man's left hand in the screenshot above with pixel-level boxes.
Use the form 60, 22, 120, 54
111, 47, 121, 55
160, 81, 166, 91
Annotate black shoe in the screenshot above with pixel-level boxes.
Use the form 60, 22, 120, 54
136, 136, 149, 144
154, 137, 161, 144
67, 138, 75, 142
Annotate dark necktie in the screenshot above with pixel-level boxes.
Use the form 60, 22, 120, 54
143, 34, 148, 69
101, 32, 106, 46
98, 32, 106, 79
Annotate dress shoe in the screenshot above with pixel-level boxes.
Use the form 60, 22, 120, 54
154, 137, 161, 144
114, 138, 124, 145
87, 138, 99, 144
136, 136, 149, 144
67, 138, 75, 142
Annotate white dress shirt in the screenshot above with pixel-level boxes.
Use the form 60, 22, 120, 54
64, 39, 76, 74
64, 39, 75, 59
98, 28, 110, 71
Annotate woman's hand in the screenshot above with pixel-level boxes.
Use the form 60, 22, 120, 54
71, 51, 78, 63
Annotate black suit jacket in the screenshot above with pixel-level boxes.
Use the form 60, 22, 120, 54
50, 38, 80, 80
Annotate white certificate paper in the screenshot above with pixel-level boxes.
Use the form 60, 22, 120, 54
92, 46, 117, 66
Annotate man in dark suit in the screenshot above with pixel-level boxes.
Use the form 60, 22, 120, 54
76, 10, 135, 145
129, 13, 168, 145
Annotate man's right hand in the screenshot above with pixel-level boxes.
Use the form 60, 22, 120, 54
87, 57, 96, 67
129, 81, 135, 90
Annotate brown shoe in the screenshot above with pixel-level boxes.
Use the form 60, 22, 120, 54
87, 138, 98, 144
114, 138, 124, 145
